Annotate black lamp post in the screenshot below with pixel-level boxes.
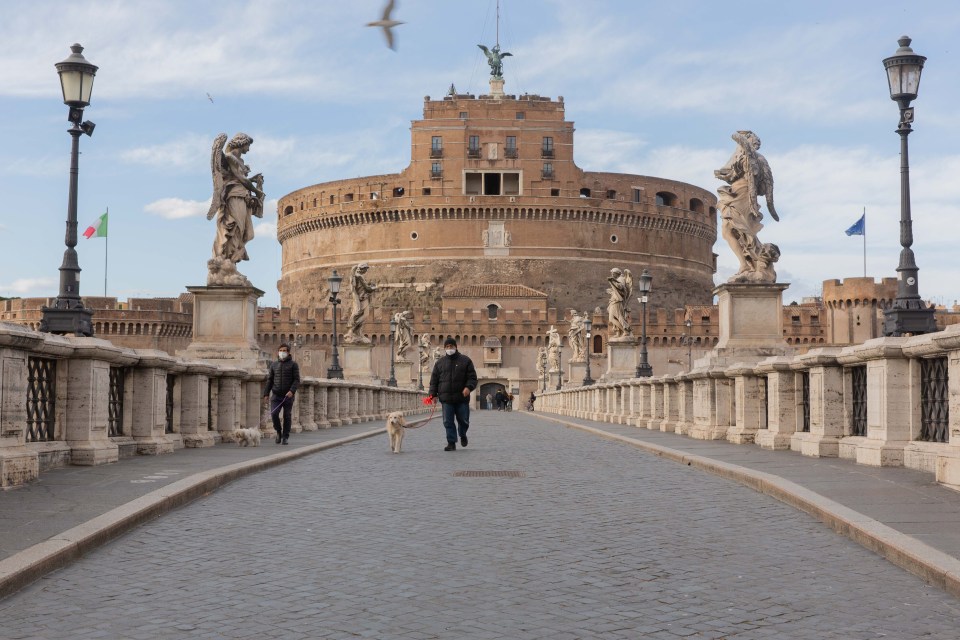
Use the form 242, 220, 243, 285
417, 340, 424, 391
881, 36, 937, 337
684, 318, 693, 370
556, 346, 563, 391
583, 317, 595, 386
327, 270, 344, 379
387, 316, 398, 387
541, 357, 547, 392
40, 44, 98, 337
635, 269, 653, 377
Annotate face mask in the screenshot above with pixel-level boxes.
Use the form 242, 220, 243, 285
278, 351, 289, 360
445, 348, 456, 356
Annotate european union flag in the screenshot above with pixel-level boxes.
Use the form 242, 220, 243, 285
845, 214, 865, 236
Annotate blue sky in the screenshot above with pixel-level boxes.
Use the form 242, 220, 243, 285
5, 0, 960, 308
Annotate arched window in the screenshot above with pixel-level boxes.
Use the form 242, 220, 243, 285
655, 191, 677, 207
283, 205, 293, 216
579, 187, 591, 198
593, 334, 603, 354
487, 304, 498, 320
689, 198, 704, 213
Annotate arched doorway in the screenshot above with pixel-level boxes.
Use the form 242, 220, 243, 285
478, 381, 506, 410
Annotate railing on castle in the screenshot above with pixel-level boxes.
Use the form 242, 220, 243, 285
535, 325, 960, 485
0, 324, 427, 488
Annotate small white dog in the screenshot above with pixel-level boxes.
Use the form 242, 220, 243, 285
235, 428, 262, 447
386, 411, 407, 454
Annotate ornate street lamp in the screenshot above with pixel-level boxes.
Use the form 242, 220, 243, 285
387, 316, 398, 387
40, 44, 98, 336
583, 317, 595, 386
635, 269, 653, 377
327, 270, 344, 379
881, 36, 937, 336
684, 318, 693, 370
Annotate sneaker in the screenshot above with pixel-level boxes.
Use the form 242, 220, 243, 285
444, 443, 456, 451
275, 433, 282, 444
282, 437, 289, 445
460, 434, 468, 447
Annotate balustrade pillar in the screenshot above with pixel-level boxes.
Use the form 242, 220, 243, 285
180, 361, 218, 447
754, 357, 797, 450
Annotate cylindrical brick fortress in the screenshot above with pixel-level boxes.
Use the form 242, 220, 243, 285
277, 90, 717, 313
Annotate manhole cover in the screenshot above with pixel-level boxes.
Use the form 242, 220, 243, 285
453, 470, 526, 478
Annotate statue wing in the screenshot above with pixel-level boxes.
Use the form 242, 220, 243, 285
207, 133, 228, 220
758, 155, 779, 221
501, 51, 513, 58
477, 44, 490, 58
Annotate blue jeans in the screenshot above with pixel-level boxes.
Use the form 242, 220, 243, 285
441, 401, 470, 444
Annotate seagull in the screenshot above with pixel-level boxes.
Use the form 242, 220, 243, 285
206, 92, 214, 103
366, 0, 404, 50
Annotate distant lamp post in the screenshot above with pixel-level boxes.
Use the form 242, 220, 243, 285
417, 341, 424, 391
881, 36, 937, 336
583, 317, 595, 386
635, 269, 653, 377
40, 44, 98, 337
556, 346, 563, 391
683, 318, 693, 370
327, 270, 344, 379
387, 316, 398, 387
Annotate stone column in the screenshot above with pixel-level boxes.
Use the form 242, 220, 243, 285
314, 381, 331, 428
0, 326, 43, 486
339, 386, 352, 425
931, 326, 960, 488
244, 372, 267, 432
633, 381, 652, 429
790, 348, 844, 457
646, 379, 664, 430
349, 387, 361, 423
661, 376, 681, 432
215, 367, 247, 443
326, 383, 342, 427
297, 381, 317, 431
129, 350, 179, 455
179, 361, 218, 447
848, 338, 913, 467
689, 369, 733, 440
726, 363, 765, 445
754, 357, 797, 450
675, 376, 694, 436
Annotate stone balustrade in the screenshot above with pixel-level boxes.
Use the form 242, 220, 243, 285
537, 325, 960, 491
0, 324, 426, 488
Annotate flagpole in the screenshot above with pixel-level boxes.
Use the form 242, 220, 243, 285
862, 207, 866, 278
104, 206, 108, 297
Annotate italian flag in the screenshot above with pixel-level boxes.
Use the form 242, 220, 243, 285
83, 212, 108, 239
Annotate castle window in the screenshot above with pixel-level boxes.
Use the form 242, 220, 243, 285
283, 205, 294, 216
468, 135, 480, 158
487, 304, 498, 320
422, 187, 432, 195
431, 136, 443, 158
313, 198, 317, 207
516, 111, 525, 120
344, 193, 354, 202
579, 188, 591, 198
410, 232, 419, 240
300, 202, 304, 210
541, 137, 554, 158
689, 198, 704, 213
459, 111, 468, 119
792, 315, 801, 324
431, 162, 442, 178
701, 315, 710, 324
551, 188, 560, 197
329, 195, 335, 204
505, 136, 517, 158
610, 234, 618, 243
656, 191, 677, 206
593, 334, 603, 354
632, 188, 642, 203
392, 186, 405, 196
811, 315, 819, 324
542, 163, 554, 179
606, 189, 616, 199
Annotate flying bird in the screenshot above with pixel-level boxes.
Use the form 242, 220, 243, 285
206, 92, 214, 103
366, 0, 404, 50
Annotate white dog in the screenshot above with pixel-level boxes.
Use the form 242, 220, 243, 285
386, 411, 407, 454
235, 428, 262, 447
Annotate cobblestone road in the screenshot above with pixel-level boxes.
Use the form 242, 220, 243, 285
3, 412, 960, 639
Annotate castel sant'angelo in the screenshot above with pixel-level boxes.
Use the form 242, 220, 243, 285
4, 47, 954, 402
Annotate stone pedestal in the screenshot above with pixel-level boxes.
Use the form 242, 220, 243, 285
549, 371, 563, 390
716, 283, 790, 350
394, 361, 415, 388
489, 77, 505, 98
568, 361, 587, 385
342, 343, 379, 383
179, 285, 266, 371
604, 339, 638, 381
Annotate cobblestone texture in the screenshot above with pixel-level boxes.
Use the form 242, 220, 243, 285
2, 413, 960, 639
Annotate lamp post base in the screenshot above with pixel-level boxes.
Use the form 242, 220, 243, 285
635, 362, 653, 378
883, 302, 937, 337
39, 305, 93, 337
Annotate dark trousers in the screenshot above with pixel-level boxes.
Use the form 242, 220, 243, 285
441, 401, 470, 444
271, 394, 292, 437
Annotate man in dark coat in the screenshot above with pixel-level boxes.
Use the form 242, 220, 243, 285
263, 343, 301, 445
428, 337, 478, 451
495, 389, 506, 411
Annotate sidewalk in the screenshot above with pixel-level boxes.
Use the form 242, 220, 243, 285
532, 412, 960, 596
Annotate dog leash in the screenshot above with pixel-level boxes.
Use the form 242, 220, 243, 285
400, 397, 439, 429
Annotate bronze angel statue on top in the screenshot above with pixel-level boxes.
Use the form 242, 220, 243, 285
206, 132, 265, 286
714, 131, 781, 283
478, 44, 511, 78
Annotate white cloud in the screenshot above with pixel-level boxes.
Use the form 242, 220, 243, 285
121, 134, 209, 172
145, 197, 210, 219
254, 221, 277, 240
0, 277, 56, 296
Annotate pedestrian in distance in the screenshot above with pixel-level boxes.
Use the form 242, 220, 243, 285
528, 391, 536, 412
485, 392, 493, 410
495, 388, 506, 411
263, 343, 301, 445
427, 337, 478, 451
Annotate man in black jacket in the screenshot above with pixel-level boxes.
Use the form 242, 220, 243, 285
263, 343, 301, 445
428, 337, 478, 451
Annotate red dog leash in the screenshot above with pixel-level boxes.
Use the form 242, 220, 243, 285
400, 396, 439, 429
